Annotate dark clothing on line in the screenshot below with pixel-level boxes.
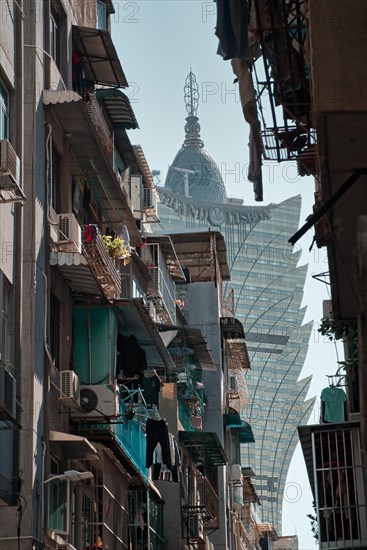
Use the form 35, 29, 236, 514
146, 418, 171, 469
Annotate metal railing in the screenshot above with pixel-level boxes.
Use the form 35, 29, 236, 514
312, 425, 367, 548
82, 226, 122, 299
84, 92, 113, 159
182, 470, 220, 530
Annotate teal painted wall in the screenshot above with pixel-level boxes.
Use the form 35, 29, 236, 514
72, 306, 117, 384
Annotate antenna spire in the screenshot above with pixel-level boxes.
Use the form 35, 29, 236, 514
183, 71, 203, 148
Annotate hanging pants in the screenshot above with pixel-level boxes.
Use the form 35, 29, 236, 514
145, 418, 171, 469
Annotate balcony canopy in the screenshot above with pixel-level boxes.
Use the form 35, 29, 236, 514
49, 431, 98, 460
179, 431, 227, 466
97, 88, 138, 130
43, 90, 141, 244
72, 25, 128, 87
157, 323, 216, 371
112, 299, 176, 370
152, 230, 230, 282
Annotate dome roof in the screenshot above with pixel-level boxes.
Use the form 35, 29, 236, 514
164, 71, 227, 204
165, 145, 227, 204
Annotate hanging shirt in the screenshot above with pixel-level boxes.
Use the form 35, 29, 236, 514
320, 386, 347, 422
142, 373, 161, 407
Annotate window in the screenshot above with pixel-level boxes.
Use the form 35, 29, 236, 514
48, 458, 67, 533
51, 144, 61, 212
0, 273, 12, 363
50, 294, 60, 368
50, 6, 61, 68
0, 78, 9, 140
96, 0, 107, 30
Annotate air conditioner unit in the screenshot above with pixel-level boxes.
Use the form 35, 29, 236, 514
188, 514, 203, 540
0, 139, 21, 188
229, 374, 238, 392
0, 364, 16, 420
56, 544, 77, 550
57, 213, 81, 253
230, 464, 243, 483
143, 187, 158, 216
59, 370, 80, 409
129, 174, 143, 219
73, 384, 119, 418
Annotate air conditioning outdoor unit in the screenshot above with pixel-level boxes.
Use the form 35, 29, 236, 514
73, 384, 119, 418
56, 544, 77, 550
188, 514, 204, 540
130, 174, 143, 219
0, 364, 17, 420
0, 139, 21, 189
57, 213, 82, 253
143, 187, 158, 217
230, 464, 243, 484
59, 370, 80, 409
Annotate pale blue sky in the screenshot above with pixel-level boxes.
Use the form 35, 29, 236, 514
112, 2, 341, 547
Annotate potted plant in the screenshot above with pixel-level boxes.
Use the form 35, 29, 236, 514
102, 235, 131, 265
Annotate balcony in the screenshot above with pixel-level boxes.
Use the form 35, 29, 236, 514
298, 421, 367, 548
82, 225, 122, 299
42, 90, 141, 245
250, 0, 315, 163
74, 400, 149, 486
141, 242, 177, 324
182, 469, 220, 531
50, 217, 121, 300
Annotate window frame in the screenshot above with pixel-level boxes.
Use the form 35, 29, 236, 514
0, 272, 12, 364
48, 457, 68, 534
0, 78, 9, 140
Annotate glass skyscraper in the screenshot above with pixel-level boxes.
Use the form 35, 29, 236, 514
155, 72, 314, 531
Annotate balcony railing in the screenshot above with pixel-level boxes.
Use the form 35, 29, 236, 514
141, 243, 176, 324
307, 423, 367, 548
82, 226, 122, 299
84, 92, 114, 160
182, 471, 220, 530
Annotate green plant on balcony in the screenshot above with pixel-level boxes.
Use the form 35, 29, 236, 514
318, 315, 358, 368
102, 235, 131, 264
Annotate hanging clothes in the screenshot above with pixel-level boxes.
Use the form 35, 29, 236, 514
116, 334, 147, 386
146, 418, 171, 469
215, 0, 249, 61
142, 371, 161, 407
231, 58, 263, 201
320, 386, 347, 423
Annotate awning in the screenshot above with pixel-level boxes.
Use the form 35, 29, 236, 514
154, 230, 230, 282
178, 431, 227, 465
97, 88, 138, 130
224, 411, 242, 428
50, 252, 104, 297
239, 421, 255, 444
72, 25, 128, 87
243, 477, 260, 504
157, 323, 216, 371
49, 431, 99, 460
43, 90, 141, 245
